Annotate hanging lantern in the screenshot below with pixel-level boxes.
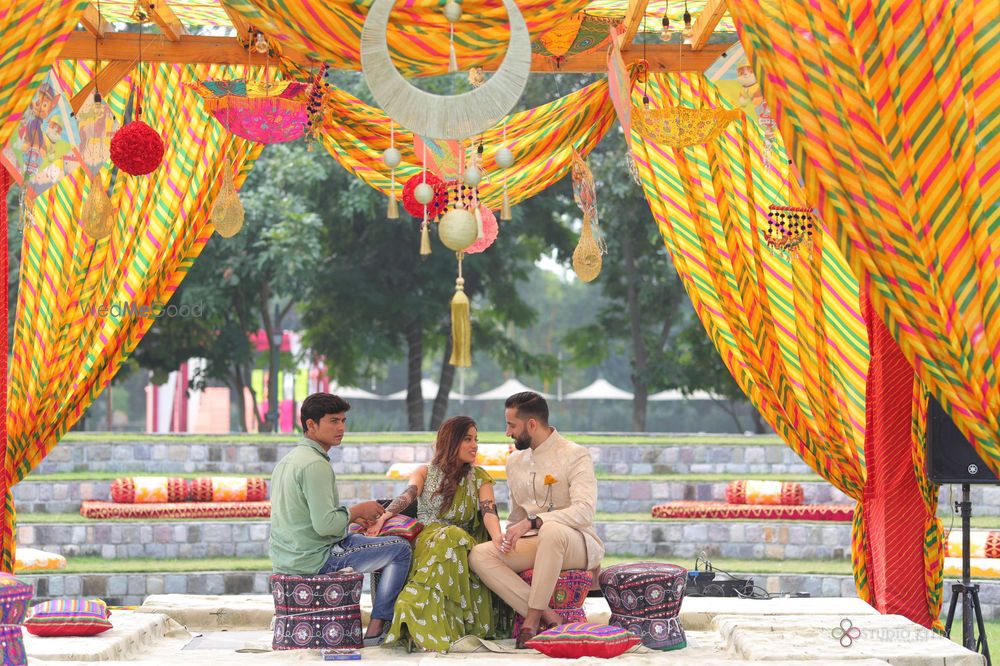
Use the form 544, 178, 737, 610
211, 162, 245, 238
438, 207, 478, 252
80, 182, 115, 240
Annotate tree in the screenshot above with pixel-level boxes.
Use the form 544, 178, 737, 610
563, 128, 688, 431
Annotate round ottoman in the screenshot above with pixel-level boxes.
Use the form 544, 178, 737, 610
270, 572, 363, 650
599, 561, 687, 650
0, 573, 32, 625
0, 624, 27, 666
512, 568, 592, 637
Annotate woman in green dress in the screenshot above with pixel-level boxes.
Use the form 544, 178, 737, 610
365, 416, 504, 652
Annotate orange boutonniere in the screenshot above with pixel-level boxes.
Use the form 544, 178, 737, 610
544, 475, 557, 486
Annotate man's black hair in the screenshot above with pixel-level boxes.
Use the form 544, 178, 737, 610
504, 391, 549, 424
300, 392, 351, 431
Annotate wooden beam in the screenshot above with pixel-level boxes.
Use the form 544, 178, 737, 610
220, 2, 252, 41
60, 32, 733, 74
619, 0, 650, 51
139, 0, 185, 42
80, 3, 110, 38
689, 0, 728, 51
70, 61, 134, 113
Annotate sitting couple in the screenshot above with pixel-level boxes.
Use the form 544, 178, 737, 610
269, 391, 604, 652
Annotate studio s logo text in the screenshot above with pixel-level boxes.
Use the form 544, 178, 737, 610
85, 301, 204, 319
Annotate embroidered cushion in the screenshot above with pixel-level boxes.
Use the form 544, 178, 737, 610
0, 573, 33, 624
943, 529, 1000, 558
525, 622, 640, 659
189, 476, 268, 502
24, 598, 113, 637
725, 480, 804, 505
110, 477, 190, 503
475, 444, 512, 466
348, 515, 423, 543
14, 547, 67, 572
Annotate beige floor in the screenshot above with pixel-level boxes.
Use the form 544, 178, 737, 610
22, 595, 984, 665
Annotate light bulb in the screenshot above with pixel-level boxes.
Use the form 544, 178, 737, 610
660, 17, 671, 42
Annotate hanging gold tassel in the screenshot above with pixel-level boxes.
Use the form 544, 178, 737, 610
80, 179, 115, 239
449, 254, 471, 367
420, 217, 432, 255
387, 192, 399, 219
500, 188, 512, 221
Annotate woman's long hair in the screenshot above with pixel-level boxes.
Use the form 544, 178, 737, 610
431, 416, 477, 515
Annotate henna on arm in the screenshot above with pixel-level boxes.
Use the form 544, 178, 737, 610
479, 499, 498, 516
385, 485, 418, 515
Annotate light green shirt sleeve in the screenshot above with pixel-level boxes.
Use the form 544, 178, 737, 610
302, 460, 351, 539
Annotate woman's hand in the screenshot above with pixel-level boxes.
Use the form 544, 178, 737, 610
365, 513, 390, 537
492, 533, 505, 552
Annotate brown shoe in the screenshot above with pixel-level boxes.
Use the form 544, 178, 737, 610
516, 627, 539, 650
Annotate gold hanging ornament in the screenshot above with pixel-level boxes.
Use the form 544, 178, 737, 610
80, 182, 115, 239
449, 252, 471, 367
573, 210, 602, 282
211, 161, 245, 238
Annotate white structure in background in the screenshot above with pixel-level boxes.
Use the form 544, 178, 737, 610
327, 383, 382, 400
648, 388, 716, 401
471, 378, 552, 400
384, 379, 469, 401
564, 378, 634, 400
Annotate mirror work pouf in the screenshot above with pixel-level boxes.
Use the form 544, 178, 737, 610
270, 572, 363, 650
598, 561, 687, 650
0, 573, 32, 666
512, 568, 592, 637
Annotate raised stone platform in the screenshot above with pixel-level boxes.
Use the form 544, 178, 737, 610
21, 594, 982, 665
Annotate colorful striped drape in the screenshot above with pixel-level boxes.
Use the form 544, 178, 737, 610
729, 0, 1000, 473
910, 383, 944, 629
2, 61, 263, 572
0, 0, 87, 149
630, 73, 872, 598
318, 79, 616, 209
221, 0, 591, 75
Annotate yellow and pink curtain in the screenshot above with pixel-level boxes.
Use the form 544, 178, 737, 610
2, 61, 263, 572
318, 79, 616, 209
220, 0, 591, 75
630, 73, 873, 598
729, 0, 1000, 472
0, 0, 87, 149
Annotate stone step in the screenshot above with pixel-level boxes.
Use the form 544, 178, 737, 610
17, 569, 1000, 624
17, 519, 855, 561
18, 476, 1000, 516
33, 437, 814, 476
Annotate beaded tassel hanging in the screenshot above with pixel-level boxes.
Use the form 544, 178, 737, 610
763, 160, 815, 256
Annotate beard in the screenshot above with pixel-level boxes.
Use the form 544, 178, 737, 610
513, 432, 532, 451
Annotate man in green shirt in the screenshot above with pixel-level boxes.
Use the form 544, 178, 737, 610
270, 393, 411, 645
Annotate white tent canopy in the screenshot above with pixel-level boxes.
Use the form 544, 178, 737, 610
648, 389, 716, 401
384, 379, 469, 401
564, 378, 634, 400
470, 378, 551, 401
328, 383, 382, 400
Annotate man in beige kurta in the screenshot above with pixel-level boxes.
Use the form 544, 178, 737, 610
470, 392, 604, 641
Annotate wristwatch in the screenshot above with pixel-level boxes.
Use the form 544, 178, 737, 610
528, 514, 542, 530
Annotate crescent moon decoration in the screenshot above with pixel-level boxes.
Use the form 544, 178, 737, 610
360, 0, 532, 141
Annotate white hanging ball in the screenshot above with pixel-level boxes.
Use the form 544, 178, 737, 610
443, 1, 463, 23
383, 146, 402, 169
464, 165, 482, 188
438, 207, 478, 252
414, 182, 436, 205
495, 147, 515, 169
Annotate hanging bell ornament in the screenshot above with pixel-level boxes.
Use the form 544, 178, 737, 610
383, 146, 402, 169
495, 147, 515, 169
443, 1, 463, 23
464, 165, 482, 188
414, 182, 436, 205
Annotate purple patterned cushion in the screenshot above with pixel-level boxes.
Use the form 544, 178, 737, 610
347, 515, 423, 543
517, 568, 592, 608
0, 624, 27, 666
270, 573, 363, 651
525, 622, 641, 659
610, 614, 686, 651
0, 573, 33, 624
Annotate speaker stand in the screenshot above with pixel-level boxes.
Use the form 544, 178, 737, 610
944, 484, 992, 665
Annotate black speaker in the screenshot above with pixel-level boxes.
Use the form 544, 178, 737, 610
926, 395, 999, 484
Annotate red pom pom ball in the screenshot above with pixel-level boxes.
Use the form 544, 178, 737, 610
110, 120, 165, 176
402, 172, 447, 219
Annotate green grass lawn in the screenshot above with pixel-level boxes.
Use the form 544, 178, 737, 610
59, 432, 784, 446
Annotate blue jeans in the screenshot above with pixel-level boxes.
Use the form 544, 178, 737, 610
320, 533, 412, 621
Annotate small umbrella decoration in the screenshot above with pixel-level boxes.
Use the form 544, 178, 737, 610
187, 79, 309, 144
532, 13, 619, 61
